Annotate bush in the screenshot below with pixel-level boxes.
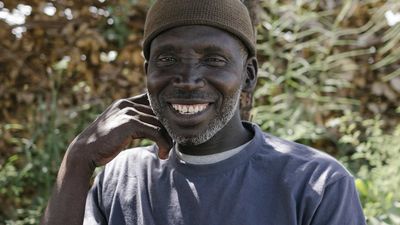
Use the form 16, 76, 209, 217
253, 0, 400, 224
1, 0, 399, 224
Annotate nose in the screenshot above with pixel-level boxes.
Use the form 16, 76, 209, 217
172, 61, 205, 90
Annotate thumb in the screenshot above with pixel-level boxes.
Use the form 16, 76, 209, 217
155, 128, 173, 159
157, 145, 171, 159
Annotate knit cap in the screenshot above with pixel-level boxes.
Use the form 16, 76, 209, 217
143, 0, 256, 60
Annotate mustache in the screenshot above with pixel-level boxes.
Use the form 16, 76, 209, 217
163, 90, 217, 100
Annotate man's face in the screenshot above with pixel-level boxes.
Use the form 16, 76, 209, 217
146, 25, 248, 146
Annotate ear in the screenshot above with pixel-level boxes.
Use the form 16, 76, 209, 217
242, 56, 258, 92
144, 61, 149, 75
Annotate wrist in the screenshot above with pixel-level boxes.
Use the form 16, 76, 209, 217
64, 143, 96, 177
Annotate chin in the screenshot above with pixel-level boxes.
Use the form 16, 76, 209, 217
147, 88, 242, 147
173, 133, 213, 146
166, 125, 216, 146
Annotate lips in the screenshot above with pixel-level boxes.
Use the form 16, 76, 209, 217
162, 91, 217, 126
171, 103, 209, 115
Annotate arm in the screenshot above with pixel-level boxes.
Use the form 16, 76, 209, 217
41, 145, 95, 225
310, 176, 366, 225
41, 93, 172, 225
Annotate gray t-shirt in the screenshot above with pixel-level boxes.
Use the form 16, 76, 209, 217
84, 123, 366, 225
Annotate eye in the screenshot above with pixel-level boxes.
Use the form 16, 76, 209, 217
204, 56, 227, 66
155, 55, 177, 66
158, 56, 176, 62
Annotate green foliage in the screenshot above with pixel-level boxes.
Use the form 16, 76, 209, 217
0, 0, 399, 224
0, 72, 106, 223
253, 0, 400, 224
333, 111, 400, 224
102, 4, 133, 47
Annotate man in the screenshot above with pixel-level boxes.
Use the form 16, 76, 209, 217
42, 0, 366, 224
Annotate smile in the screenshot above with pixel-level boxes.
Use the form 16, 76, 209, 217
171, 103, 209, 115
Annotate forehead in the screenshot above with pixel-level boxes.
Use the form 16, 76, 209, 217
149, 25, 244, 55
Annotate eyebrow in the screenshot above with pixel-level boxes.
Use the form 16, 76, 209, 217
201, 45, 230, 54
150, 44, 179, 56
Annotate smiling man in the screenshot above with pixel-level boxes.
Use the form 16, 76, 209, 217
42, 0, 366, 225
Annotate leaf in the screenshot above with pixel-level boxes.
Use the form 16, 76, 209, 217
390, 77, 400, 93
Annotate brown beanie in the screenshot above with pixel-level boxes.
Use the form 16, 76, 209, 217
143, 0, 256, 60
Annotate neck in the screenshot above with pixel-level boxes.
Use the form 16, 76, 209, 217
177, 112, 252, 156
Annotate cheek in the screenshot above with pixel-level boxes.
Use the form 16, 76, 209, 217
207, 71, 244, 94
146, 71, 172, 94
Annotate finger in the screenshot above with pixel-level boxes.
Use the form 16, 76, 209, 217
117, 99, 155, 115
158, 147, 170, 160
119, 107, 162, 127
128, 93, 150, 106
154, 125, 173, 158
134, 103, 155, 116
156, 137, 173, 159
156, 130, 173, 159
100, 94, 151, 122
88, 100, 119, 125
125, 118, 173, 158
100, 99, 134, 122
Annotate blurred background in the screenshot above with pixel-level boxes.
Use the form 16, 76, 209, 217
0, 0, 399, 224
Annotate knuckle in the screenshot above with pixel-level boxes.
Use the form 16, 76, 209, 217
112, 99, 124, 106
114, 99, 131, 109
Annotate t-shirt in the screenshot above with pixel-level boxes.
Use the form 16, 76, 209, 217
175, 140, 250, 165
84, 122, 366, 225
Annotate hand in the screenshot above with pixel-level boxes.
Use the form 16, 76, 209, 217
68, 93, 173, 168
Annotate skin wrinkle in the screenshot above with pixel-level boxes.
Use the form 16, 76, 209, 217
150, 43, 248, 61
148, 86, 241, 145
148, 35, 249, 66
42, 2, 261, 224
144, 26, 256, 155
41, 1, 366, 223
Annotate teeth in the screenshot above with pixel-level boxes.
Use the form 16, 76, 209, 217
172, 104, 208, 115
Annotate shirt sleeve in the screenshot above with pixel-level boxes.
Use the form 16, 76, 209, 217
310, 175, 367, 225
83, 171, 107, 225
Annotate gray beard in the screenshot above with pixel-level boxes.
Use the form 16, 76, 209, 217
147, 88, 241, 146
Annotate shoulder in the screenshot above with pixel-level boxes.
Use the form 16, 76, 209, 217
266, 132, 349, 175
249, 123, 353, 194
